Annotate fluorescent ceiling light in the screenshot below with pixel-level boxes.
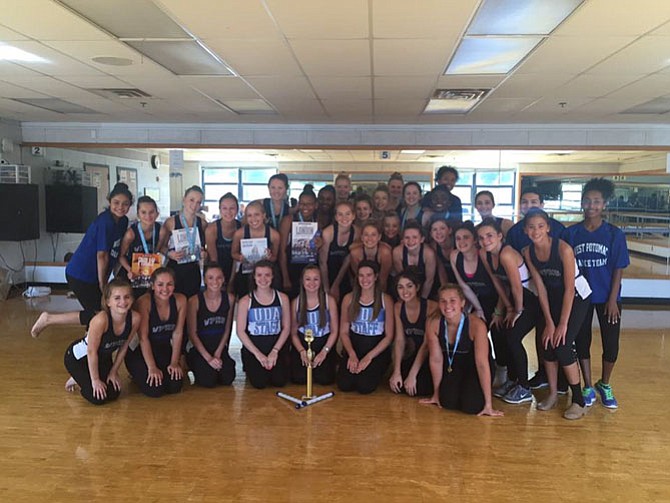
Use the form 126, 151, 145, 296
621, 96, 670, 115
125, 40, 233, 76
58, 0, 188, 38
423, 98, 479, 114
0, 45, 45, 62
468, 0, 584, 36
446, 37, 542, 74
221, 99, 277, 115
401, 150, 425, 154
301, 149, 324, 153
11, 98, 98, 114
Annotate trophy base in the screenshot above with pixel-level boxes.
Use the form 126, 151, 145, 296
276, 391, 335, 409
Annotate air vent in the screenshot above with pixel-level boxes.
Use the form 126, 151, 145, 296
424, 88, 490, 114
88, 88, 153, 99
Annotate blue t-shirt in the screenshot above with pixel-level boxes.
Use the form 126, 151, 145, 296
562, 221, 630, 303
506, 217, 565, 252
65, 209, 128, 284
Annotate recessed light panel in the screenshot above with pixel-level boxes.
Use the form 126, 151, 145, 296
446, 37, 542, 74
0, 45, 45, 62
621, 96, 670, 115
125, 40, 233, 76
468, 0, 584, 36
11, 98, 98, 114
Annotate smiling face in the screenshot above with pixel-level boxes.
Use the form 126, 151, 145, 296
152, 272, 175, 301
439, 287, 465, 322
520, 191, 543, 216
245, 203, 265, 229
109, 194, 132, 220
298, 194, 317, 220
302, 268, 321, 294
361, 225, 381, 249
430, 189, 449, 212
335, 203, 354, 228
137, 201, 158, 227
318, 190, 335, 213
373, 191, 389, 212
403, 184, 421, 208
106, 286, 133, 314
355, 200, 372, 222
402, 228, 423, 250
396, 276, 418, 302
335, 177, 352, 200
438, 172, 457, 191
475, 194, 495, 218
268, 179, 287, 201
582, 189, 606, 220
524, 214, 550, 244
357, 265, 377, 290
430, 220, 451, 245
204, 267, 225, 292
454, 228, 475, 253
388, 179, 403, 199
253, 266, 274, 289
219, 198, 238, 223
383, 215, 400, 239
477, 224, 503, 253
183, 190, 203, 216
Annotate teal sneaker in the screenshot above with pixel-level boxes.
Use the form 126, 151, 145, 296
595, 380, 618, 409
582, 386, 596, 407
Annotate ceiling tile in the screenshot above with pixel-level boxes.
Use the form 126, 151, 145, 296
266, 0, 369, 39
0, 81, 49, 98
372, 0, 478, 38
290, 40, 370, 76
0, 62, 44, 78
436, 75, 506, 89
492, 73, 574, 99
204, 39, 303, 77
588, 36, 670, 75
556, 74, 646, 99
181, 76, 261, 100
374, 39, 456, 76
245, 76, 316, 101
311, 77, 372, 100
374, 99, 424, 116
605, 74, 670, 101
374, 76, 435, 99
471, 97, 538, 114
8, 76, 95, 98
10, 41, 105, 76
557, 0, 670, 36
323, 99, 373, 117
0, 24, 30, 40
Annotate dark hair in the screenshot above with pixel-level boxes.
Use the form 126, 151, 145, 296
300, 186, 317, 201
203, 262, 225, 280
268, 173, 289, 189
523, 208, 550, 228
319, 184, 336, 197
373, 183, 390, 195
361, 219, 382, 235
402, 219, 423, 237
435, 166, 459, 183
454, 220, 476, 239
218, 192, 239, 210
136, 195, 157, 211
101, 277, 132, 311
383, 210, 400, 222
349, 259, 382, 321
475, 190, 495, 206
396, 268, 423, 293
150, 266, 176, 284
583, 178, 615, 200
354, 193, 373, 206
108, 182, 133, 205
476, 216, 503, 235
388, 172, 404, 183
184, 185, 204, 198
297, 265, 327, 329
403, 181, 422, 198
521, 186, 544, 203
250, 259, 275, 291
424, 185, 452, 210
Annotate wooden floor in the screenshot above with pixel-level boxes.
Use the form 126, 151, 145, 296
2, 296, 670, 502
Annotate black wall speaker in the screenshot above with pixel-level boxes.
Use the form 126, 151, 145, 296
45, 185, 98, 234
0, 183, 39, 241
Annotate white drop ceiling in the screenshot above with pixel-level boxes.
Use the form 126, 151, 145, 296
1, 0, 670, 125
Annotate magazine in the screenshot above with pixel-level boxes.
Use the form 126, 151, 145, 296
291, 222, 318, 264
240, 237, 268, 274
170, 227, 201, 264
131, 253, 163, 288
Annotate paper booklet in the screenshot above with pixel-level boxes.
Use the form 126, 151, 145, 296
131, 253, 163, 288
240, 237, 268, 274
291, 221, 318, 264
170, 227, 202, 264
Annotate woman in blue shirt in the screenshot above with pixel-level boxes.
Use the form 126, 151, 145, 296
563, 178, 630, 409
31, 182, 132, 336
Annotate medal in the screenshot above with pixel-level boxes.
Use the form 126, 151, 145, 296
447, 366, 453, 373
445, 314, 465, 375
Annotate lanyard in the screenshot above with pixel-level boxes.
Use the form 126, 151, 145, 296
138, 223, 155, 254
445, 314, 465, 373
270, 200, 284, 228
180, 213, 197, 254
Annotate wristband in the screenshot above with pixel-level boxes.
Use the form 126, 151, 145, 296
324, 346, 330, 352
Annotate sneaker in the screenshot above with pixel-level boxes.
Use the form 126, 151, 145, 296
537, 394, 558, 411
582, 387, 596, 407
493, 379, 516, 399
595, 380, 618, 409
529, 371, 548, 390
563, 402, 588, 420
503, 384, 533, 404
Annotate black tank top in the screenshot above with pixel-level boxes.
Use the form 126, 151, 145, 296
196, 291, 230, 344
174, 213, 206, 244
71, 311, 133, 360
400, 298, 427, 350
455, 252, 496, 298
246, 290, 283, 337
436, 245, 456, 283
127, 222, 161, 256
402, 244, 425, 270
264, 198, 290, 230
382, 234, 401, 249
328, 222, 354, 264
529, 236, 564, 292
437, 315, 473, 369
216, 219, 241, 281
149, 294, 178, 345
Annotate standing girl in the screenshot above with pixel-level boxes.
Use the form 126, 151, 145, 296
63, 278, 140, 405
372, 184, 391, 218
230, 201, 281, 298
337, 260, 394, 394
354, 194, 374, 228
186, 264, 236, 388
563, 178, 630, 409
263, 173, 292, 231
474, 190, 513, 237
31, 183, 132, 336
319, 201, 358, 301
382, 211, 402, 249
478, 218, 538, 405
160, 186, 207, 298
389, 270, 437, 396
421, 285, 502, 416
427, 217, 457, 299
399, 182, 424, 232
206, 193, 242, 284
118, 195, 164, 299
392, 221, 437, 299
523, 209, 592, 419
125, 268, 187, 397
236, 260, 291, 389
290, 265, 339, 385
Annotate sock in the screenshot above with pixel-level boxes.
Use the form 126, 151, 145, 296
570, 384, 585, 406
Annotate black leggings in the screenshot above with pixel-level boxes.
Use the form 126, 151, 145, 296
290, 336, 337, 386
337, 333, 391, 394
479, 294, 508, 368
241, 335, 289, 389
64, 344, 119, 406
439, 358, 489, 415
186, 341, 236, 388
576, 302, 622, 363
537, 294, 591, 367
401, 355, 433, 396
169, 261, 202, 298
504, 289, 538, 387
66, 273, 101, 327
125, 343, 183, 397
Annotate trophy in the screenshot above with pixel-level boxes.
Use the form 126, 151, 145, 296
277, 328, 335, 409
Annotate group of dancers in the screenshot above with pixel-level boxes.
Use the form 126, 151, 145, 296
31, 168, 629, 421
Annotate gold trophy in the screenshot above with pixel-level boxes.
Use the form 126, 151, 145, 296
276, 328, 335, 409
